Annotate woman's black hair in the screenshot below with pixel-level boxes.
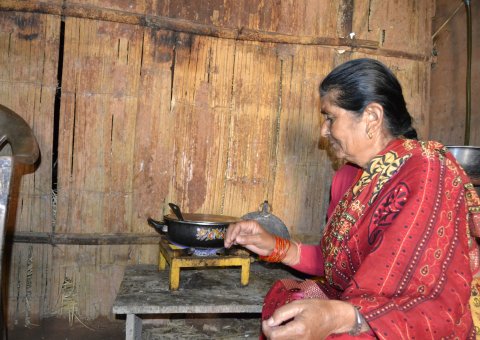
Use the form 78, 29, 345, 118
319, 58, 417, 139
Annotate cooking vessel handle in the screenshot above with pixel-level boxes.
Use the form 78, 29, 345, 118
168, 203, 185, 221
147, 217, 168, 233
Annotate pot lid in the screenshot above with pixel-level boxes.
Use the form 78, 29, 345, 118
242, 201, 290, 239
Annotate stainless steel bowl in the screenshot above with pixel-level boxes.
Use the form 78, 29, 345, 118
446, 146, 480, 185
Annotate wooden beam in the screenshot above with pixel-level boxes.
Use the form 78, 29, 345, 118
0, 1, 435, 62
9, 231, 161, 245
0, 1, 381, 50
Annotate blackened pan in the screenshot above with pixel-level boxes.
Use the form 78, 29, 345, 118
446, 146, 480, 185
147, 213, 240, 248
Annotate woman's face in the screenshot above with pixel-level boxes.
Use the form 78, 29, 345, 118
320, 93, 372, 167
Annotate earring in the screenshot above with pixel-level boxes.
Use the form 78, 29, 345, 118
367, 131, 373, 139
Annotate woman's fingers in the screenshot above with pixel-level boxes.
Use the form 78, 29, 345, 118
263, 318, 305, 340
262, 303, 309, 340
224, 223, 241, 248
224, 220, 276, 255
225, 221, 251, 246
225, 221, 251, 247
266, 301, 305, 327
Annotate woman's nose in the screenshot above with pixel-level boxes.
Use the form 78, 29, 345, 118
320, 119, 329, 137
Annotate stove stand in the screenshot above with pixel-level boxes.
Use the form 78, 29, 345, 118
158, 236, 251, 290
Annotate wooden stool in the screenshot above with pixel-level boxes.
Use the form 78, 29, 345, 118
158, 237, 251, 290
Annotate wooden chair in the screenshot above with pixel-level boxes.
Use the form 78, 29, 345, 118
0, 105, 39, 339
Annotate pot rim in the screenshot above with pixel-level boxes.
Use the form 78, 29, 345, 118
164, 213, 240, 226
446, 145, 480, 150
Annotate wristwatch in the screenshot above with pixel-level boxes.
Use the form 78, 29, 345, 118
349, 306, 364, 336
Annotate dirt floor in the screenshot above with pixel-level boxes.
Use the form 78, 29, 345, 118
6, 317, 125, 340
6, 315, 262, 339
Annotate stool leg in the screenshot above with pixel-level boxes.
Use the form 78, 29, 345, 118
170, 261, 180, 290
159, 251, 167, 270
240, 260, 250, 286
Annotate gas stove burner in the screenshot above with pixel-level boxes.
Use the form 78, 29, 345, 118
167, 238, 224, 256
160, 235, 248, 259
190, 247, 223, 257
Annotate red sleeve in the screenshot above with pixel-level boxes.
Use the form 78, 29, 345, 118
289, 243, 325, 276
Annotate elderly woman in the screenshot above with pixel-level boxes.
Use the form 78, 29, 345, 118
225, 58, 480, 339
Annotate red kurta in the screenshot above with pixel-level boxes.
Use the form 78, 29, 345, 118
266, 139, 480, 339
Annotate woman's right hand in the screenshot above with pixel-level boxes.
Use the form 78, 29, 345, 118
224, 220, 276, 256
262, 299, 360, 339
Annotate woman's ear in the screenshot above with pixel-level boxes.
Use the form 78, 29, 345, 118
364, 103, 384, 135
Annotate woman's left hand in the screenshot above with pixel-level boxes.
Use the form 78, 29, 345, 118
262, 299, 356, 340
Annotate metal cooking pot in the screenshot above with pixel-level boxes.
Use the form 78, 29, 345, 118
147, 209, 240, 248
446, 146, 480, 185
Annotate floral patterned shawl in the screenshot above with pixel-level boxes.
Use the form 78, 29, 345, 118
321, 139, 479, 338
262, 139, 480, 339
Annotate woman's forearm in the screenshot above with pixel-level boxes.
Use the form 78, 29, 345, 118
282, 242, 326, 276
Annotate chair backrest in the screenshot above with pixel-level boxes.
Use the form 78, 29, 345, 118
0, 104, 39, 165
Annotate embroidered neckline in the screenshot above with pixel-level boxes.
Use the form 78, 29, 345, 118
323, 139, 411, 283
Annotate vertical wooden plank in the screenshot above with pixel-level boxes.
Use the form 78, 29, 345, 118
221, 40, 280, 217
386, 59, 430, 140
353, 0, 434, 55
430, 0, 480, 146
54, 16, 149, 320
131, 29, 176, 230
270, 46, 336, 238
166, 34, 237, 215
0, 11, 58, 326
0, 12, 56, 232
56, 18, 143, 234
197, 37, 236, 214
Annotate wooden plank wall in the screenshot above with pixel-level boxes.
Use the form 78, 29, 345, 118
0, 0, 435, 324
0, 9, 58, 325
430, 0, 480, 146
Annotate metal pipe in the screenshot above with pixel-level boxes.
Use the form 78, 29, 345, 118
464, 0, 472, 145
